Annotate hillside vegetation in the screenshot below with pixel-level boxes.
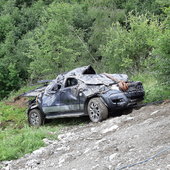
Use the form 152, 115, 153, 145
0, 0, 170, 162
0, 0, 169, 100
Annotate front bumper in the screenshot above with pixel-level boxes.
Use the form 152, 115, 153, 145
101, 90, 144, 110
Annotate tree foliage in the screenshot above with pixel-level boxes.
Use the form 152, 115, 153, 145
99, 14, 161, 73
0, 0, 169, 99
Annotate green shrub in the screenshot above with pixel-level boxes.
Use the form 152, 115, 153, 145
99, 14, 161, 74
132, 73, 170, 103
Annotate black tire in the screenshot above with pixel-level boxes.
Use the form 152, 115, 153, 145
87, 97, 108, 122
28, 109, 45, 126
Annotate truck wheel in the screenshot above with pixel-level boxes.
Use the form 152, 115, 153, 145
87, 97, 108, 122
28, 109, 44, 126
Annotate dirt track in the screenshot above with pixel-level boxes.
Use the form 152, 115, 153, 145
1, 102, 170, 170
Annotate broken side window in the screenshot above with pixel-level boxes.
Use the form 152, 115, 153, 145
65, 78, 78, 87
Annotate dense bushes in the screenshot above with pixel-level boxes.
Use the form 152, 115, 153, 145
0, 0, 44, 98
0, 0, 169, 101
99, 14, 161, 73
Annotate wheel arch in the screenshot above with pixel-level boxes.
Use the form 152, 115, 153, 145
84, 94, 108, 115
27, 105, 41, 115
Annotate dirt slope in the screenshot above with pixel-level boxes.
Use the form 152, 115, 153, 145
1, 102, 170, 170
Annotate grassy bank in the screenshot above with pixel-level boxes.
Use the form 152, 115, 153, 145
0, 101, 60, 161
0, 86, 88, 161
0, 125, 59, 160
0, 100, 87, 161
132, 73, 170, 103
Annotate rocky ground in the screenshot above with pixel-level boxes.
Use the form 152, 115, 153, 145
1, 102, 170, 170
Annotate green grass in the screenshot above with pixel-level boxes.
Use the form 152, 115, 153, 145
0, 126, 59, 160
132, 73, 170, 103
0, 102, 26, 128
0, 101, 88, 161
0, 100, 59, 161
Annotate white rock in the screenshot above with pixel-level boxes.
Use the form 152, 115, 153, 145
43, 138, 54, 145
93, 145, 100, 150
167, 164, 170, 168
126, 117, 134, 121
92, 164, 99, 170
108, 165, 113, 169
60, 132, 74, 141
26, 159, 40, 167
3, 161, 12, 166
49, 162, 55, 167
58, 157, 65, 166
32, 147, 45, 155
58, 154, 70, 166
107, 118, 115, 124
109, 153, 117, 161
58, 134, 65, 140
84, 148, 90, 154
141, 118, 154, 125
151, 110, 160, 115
56, 146, 70, 151
2, 165, 10, 170
91, 127, 97, 132
101, 125, 118, 134
95, 138, 106, 145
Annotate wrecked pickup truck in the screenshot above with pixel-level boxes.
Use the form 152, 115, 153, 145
21, 65, 144, 126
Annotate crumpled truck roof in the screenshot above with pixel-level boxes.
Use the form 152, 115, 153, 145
78, 74, 128, 86
17, 65, 128, 98
56, 65, 128, 85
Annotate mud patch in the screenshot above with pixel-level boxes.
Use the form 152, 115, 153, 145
5, 97, 28, 108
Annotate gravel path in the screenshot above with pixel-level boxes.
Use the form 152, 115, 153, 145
1, 102, 170, 170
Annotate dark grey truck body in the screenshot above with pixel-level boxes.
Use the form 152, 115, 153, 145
23, 66, 144, 125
